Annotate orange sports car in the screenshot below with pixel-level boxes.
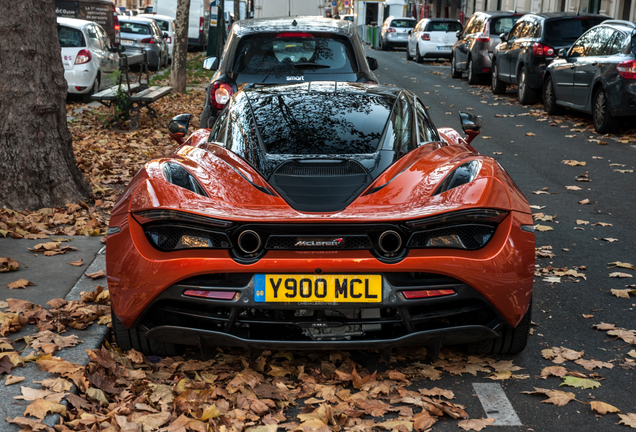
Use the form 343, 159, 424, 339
106, 82, 534, 358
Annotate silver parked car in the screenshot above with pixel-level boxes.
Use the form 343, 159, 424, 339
380, 16, 417, 50
451, 11, 523, 84
118, 16, 169, 70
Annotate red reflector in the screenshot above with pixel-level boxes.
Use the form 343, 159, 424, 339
276, 32, 314, 38
402, 289, 455, 299
184, 290, 236, 300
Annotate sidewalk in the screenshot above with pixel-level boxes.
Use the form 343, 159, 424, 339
0, 236, 107, 430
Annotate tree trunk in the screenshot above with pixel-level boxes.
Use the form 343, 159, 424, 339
0, 0, 91, 210
234, 0, 240, 21
170, 0, 191, 94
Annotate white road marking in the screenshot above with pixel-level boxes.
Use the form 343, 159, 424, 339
473, 383, 522, 426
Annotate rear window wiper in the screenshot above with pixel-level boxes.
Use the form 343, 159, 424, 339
292, 63, 331, 69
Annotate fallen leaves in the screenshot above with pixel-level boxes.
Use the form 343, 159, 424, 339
24, 398, 67, 420
560, 376, 601, 389
612, 288, 636, 299
542, 347, 584, 364
609, 272, 633, 278
590, 401, 620, 415
0, 257, 20, 272
522, 388, 576, 406
562, 160, 587, 166
609, 261, 635, 269
28, 242, 78, 256
578, 198, 590, 205
534, 224, 553, 232
70, 259, 84, 267
85, 270, 106, 280
7, 279, 35, 289
458, 418, 495, 431
618, 413, 636, 428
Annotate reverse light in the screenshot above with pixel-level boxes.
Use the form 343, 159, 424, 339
421, 33, 430, 41
74, 49, 91, 64
184, 290, 238, 300
211, 81, 234, 109
532, 43, 554, 57
402, 289, 455, 299
617, 60, 636, 79
276, 32, 314, 38
141, 37, 156, 44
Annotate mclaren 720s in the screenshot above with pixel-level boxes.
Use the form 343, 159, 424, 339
106, 82, 535, 358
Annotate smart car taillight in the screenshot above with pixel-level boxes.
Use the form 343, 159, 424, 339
421, 33, 430, 41
74, 49, 92, 64
211, 82, 234, 109
276, 32, 314, 38
476, 35, 490, 42
617, 60, 636, 79
141, 37, 156, 44
532, 43, 554, 57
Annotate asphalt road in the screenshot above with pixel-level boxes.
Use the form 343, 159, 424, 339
367, 47, 636, 431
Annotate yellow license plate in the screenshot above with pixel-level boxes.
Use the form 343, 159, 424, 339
254, 274, 382, 303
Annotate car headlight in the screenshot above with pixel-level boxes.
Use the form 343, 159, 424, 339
406, 209, 508, 250
433, 160, 481, 195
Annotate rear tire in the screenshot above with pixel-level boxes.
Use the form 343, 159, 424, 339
543, 75, 562, 115
416, 45, 423, 63
467, 57, 479, 85
82, 75, 100, 103
517, 66, 536, 105
592, 88, 618, 134
451, 52, 462, 78
464, 299, 532, 355
491, 61, 506, 94
111, 310, 180, 357
406, 45, 413, 61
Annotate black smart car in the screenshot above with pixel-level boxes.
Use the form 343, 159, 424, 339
491, 13, 608, 104
543, 20, 636, 133
199, 17, 380, 128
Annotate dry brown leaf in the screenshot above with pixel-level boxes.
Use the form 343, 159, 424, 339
418, 387, 454, 399
618, 413, 636, 428
535, 224, 553, 232
458, 418, 495, 431
24, 399, 66, 420
85, 270, 106, 279
590, 401, 620, 415
521, 387, 576, 406
70, 259, 84, 267
525, 132, 536, 136
7, 416, 55, 432
542, 347, 584, 363
611, 289, 636, 299
602, 238, 619, 242
8, 279, 35, 290
574, 359, 613, 371
566, 185, 582, 190
540, 366, 567, 379
0, 258, 20, 273
4, 375, 25, 385
578, 198, 590, 204
610, 272, 633, 278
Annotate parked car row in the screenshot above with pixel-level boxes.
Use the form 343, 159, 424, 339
446, 11, 635, 133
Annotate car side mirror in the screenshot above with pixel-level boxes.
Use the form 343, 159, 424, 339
459, 111, 481, 144
202, 56, 219, 70
500, 32, 508, 42
366, 56, 378, 71
456, 30, 461, 38
163, 32, 169, 38
168, 114, 191, 144
408, 29, 412, 35
558, 48, 567, 58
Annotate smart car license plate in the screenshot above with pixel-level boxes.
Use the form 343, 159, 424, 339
254, 274, 382, 303
121, 40, 134, 46
437, 46, 452, 50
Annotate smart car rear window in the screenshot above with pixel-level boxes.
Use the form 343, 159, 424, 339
250, 90, 393, 155
58, 25, 85, 47
390, 20, 416, 28
425, 21, 462, 32
544, 18, 607, 45
120, 22, 151, 34
232, 33, 357, 75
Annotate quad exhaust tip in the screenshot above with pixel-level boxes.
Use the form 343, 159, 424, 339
378, 230, 402, 255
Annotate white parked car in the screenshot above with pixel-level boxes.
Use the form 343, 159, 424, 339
138, 13, 175, 62
407, 18, 463, 62
57, 17, 119, 102
380, 16, 417, 50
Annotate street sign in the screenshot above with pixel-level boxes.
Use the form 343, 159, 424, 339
344, 0, 349, 5
331, 1, 337, 6
211, 0, 219, 6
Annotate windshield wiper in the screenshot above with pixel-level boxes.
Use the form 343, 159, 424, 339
292, 63, 331, 69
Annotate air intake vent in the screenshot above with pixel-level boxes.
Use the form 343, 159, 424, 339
269, 160, 371, 213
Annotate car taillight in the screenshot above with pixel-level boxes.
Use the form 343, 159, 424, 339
211, 82, 234, 109
141, 37, 156, 44
200, 16, 204, 32
421, 33, 430, 41
112, 6, 120, 46
476, 35, 490, 42
74, 49, 91, 64
276, 32, 314, 38
402, 289, 455, 299
166, 36, 172, 44
114, 24, 120, 31
387, 28, 396, 33
532, 43, 554, 56
617, 60, 636, 79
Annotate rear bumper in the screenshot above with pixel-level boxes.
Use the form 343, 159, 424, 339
607, 79, 636, 117
64, 66, 98, 94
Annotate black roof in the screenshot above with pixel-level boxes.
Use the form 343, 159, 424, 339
476, 11, 525, 17
243, 81, 403, 101
520, 12, 609, 20
233, 16, 356, 37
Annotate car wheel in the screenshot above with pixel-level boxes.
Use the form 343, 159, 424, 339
406, 45, 413, 61
380, 38, 387, 51
491, 61, 506, 95
543, 75, 562, 115
464, 298, 532, 355
82, 75, 100, 103
111, 310, 181, 357
592, 88, 618, 134
416, 45, 423, 63
517, 66, 536, 105
451, 52, 462, 78
467, 57, 479, 85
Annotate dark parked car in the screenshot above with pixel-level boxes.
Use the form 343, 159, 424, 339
543, 20, 636, 133
491, 13, 608, 104
199, 17, 380, 128
451, 11, 523, 84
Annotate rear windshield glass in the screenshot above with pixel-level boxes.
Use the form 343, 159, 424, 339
490, 16, 521, 35
249, 89, 393, 155
233, 33, 357, 75
544, 18, 607, 45
58, 25, 85, 47
390, 19, 416, 28
153, 19, 170, 31
120, 22, 150, 34
425, 21, 462, 32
